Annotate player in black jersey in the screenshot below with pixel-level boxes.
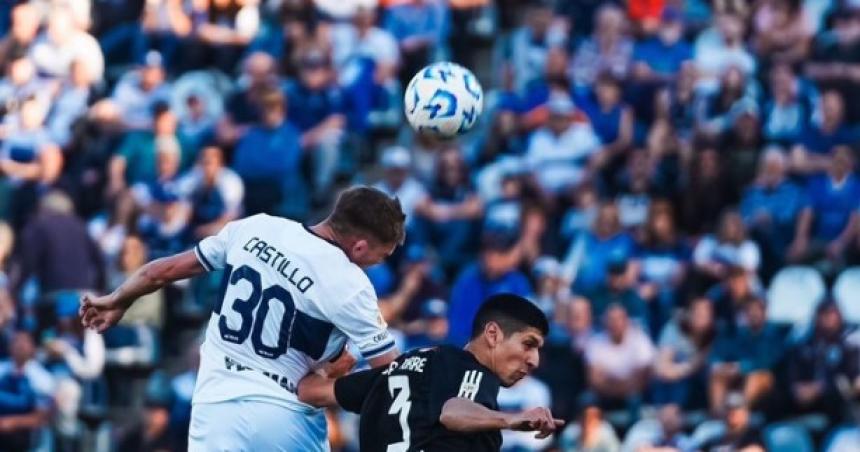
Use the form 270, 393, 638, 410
298, 293, 562, 451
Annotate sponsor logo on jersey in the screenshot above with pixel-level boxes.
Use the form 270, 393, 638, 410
457, 370, 483, 401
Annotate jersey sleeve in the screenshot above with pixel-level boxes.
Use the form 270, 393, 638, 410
327, 287, 396, 360
194, 217, 244, 272
334, 366, 386, 413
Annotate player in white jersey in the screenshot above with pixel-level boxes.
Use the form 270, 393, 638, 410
79, 186, 406, 451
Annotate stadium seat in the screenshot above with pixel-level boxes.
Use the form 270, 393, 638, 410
832, 267, 860, 324
689, 420, 726, 450
824, 427, 860, 452
621, 418, 661, 452
764, 423, 814, 452
766, 266, 826, 325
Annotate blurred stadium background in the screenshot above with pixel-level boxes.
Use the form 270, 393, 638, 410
0, 0, 857, 450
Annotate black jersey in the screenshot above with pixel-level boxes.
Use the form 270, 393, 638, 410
334, 345, 503, 452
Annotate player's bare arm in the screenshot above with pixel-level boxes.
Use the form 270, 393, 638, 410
80, 250, 205, 332
439, 397, 562, 439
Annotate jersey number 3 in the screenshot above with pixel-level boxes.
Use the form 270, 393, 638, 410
387, 375, 412, 452
214, 264, 297, 359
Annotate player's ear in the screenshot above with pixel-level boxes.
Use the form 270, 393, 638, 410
351, 238, 369, 255
485, 321, 502, 348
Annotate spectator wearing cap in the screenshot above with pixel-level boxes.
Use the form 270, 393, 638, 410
28, 7, 104, 83
740, 148, 807, 277
0, 4, 39, 76
698, 393, 765, 452
373, 146, 426, 229
788, 145, 860, 267
447, 228, 531, 346
652, 297, 715, 409
108, 104, 192, 198
791, 90, 858, 173
111, 51, 172, 132
0, 94, 63, 228
284, 47, 347, 204
385, 0, 448, 89
413, 147, 483, 276
788, 301, 860, 425
563, 202, 636, 295
0, 331, 54, 451
176, 146, 243, 241
584, 303, 655, 416
525, 93, 603, 197
404, 299, 449, 350
558, 393, 621, 451
710, 296, 784, 415
232, 87, 304, 218
571, 4, 633, 89
631, 8, 692, 84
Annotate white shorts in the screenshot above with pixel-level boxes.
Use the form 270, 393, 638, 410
188, 400, 330, 452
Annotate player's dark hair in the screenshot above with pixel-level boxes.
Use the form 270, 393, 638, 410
470, 293, 549, 340
329, 186, 406, 246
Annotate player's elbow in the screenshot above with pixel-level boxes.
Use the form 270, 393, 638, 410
439, 399, 466, 431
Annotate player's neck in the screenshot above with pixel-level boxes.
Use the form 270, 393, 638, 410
463, 342, 494, 372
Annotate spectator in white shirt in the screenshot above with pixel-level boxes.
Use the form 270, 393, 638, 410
331, 5, 400, 85
694, 209, 761, 282
693, 12, 756, 89
585, 303, 655, 411
111, 51, 172, 131
176, 146, 244, 240
29, 8, 104, 83
526, 94, 603, 197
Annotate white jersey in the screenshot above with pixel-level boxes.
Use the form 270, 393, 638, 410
191, 214, 395, 412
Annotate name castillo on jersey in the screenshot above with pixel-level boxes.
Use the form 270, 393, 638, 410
242, 236, 314, 293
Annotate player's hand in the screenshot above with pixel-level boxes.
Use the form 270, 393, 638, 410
505, 407, 563, 439
79, 293, 127, 333
319, 349, 357, 379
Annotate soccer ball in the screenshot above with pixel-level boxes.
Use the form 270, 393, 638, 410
404, 62, 484, 138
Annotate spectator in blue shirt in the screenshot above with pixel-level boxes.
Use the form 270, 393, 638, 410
788, 145, 860, 266
740, 148, 807, 276
564, 202, 636, 294
0, 331, 52, 451
710, 296, 784, 414
761, 63, 814, 147
631, 8, 692, 83
284, 47, 346, 204
447, 228, 532, 346
232, 88, 304, 218
576, 71, 634, 160
384, 0, 447, 89
792, 90, 857, 174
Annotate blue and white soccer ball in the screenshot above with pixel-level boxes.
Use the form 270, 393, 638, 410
404, 62, 484, 138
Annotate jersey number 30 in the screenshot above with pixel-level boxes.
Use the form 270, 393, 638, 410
214, 264, 298, 359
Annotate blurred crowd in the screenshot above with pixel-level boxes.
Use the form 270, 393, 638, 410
0, 0, 857, 451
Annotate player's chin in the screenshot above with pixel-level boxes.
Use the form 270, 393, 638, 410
501, 371, 528, 388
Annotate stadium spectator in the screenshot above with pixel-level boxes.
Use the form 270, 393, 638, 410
806, 6, 860, 123
631, 8, 693, 83
710, 296, 784, 414
185, 0, 259, 73
585, 304, 655, 414
693, 12, 756, 86
402, 298, 449, 350
792, 90, 857, 173
373, 145, 426, 229
111, 51, 172, 132
140, 0, 193, 72
564, 201, 636, 294
218, 51, 280, 144
385, 0, 448, 89
762, 63, 813, 146
583, 260, 647, 330
679, 147, 734, 235
740, 148, 807, 277
751, 0, 812, 67
652, 297, 715, 409
570, 4, 633, 89
284, 47, 347, 204
176, 146, 243, 241
413, 146, 483, 275
694, 65, 758, 138
698, 393, 765, 452
705, 266, 758, 333
231, 88, 303, 218
788, 145, 860, 267
29, 8, 104, 83
576, 71, 634, 161
0, 4, 40, 75
503, 1, 566, 93
788, 300, 860, 424
47, 58, 95, 148
0, 331, 52, 451
526, 93, 603, 197
108, 103, 190, 197
694, 209, 761, 283
447, 227, 530, 346
627, 403, 693, 451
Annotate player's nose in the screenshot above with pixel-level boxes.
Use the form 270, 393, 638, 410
525, 350, 539, 370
